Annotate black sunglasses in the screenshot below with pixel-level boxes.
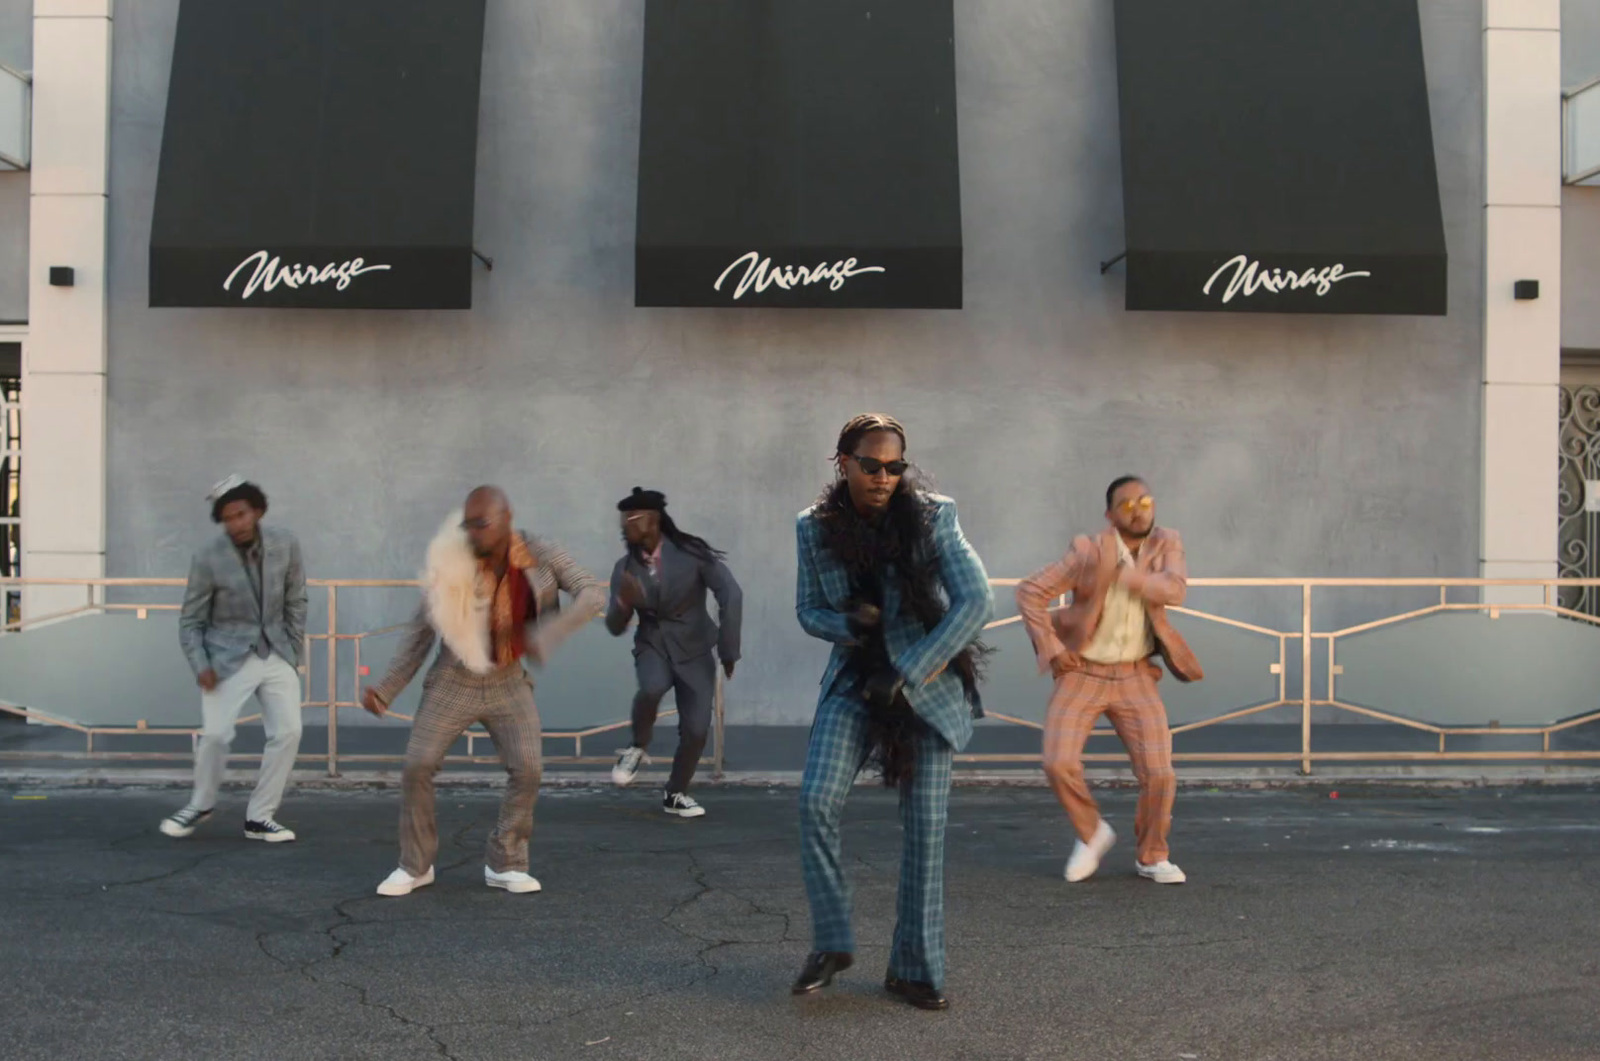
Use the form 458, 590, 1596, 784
460, 517, 492, 531
850, 455, 908, 476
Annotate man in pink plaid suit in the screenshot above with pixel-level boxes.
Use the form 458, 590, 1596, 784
1015, 475, 1202, 887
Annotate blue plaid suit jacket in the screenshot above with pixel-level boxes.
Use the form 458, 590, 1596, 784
795, 494, 993, 751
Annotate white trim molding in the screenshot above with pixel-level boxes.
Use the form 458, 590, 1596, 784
1481, 1, 1563, 604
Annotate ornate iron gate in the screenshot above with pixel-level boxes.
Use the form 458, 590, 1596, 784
1558, 384, 1600, 616
0, 363, 18, 629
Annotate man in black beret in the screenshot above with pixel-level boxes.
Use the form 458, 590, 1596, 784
606, 488, 742, 817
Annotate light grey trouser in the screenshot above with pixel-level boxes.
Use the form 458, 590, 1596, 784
186, 653, 304, 822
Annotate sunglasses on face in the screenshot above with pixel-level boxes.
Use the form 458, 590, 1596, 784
460, 517, 492, 531
1114, 495, 1154, 515
850, 455, 908, 477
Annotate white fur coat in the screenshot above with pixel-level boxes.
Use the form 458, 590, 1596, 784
422, 511, 495, 674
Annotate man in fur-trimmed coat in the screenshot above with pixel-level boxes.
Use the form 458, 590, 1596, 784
361, 486, 604, 897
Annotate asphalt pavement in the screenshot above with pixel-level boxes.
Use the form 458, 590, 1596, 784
2, 783, 1597, 1061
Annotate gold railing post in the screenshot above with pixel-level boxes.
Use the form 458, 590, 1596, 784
1301, 583, 1313, 775
714, 669, 726, 780
326, 584, 339, 777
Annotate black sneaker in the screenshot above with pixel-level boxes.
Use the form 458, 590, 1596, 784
244, 818, 297, 843
662, 792, 706, 818
159, 807, 212, 838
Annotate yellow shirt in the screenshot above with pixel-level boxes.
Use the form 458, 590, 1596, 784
1080, 535, 1154, 664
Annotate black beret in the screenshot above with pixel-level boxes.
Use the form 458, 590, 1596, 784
618, 487, 666, 512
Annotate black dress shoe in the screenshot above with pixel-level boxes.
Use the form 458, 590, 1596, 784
885, 975, 949, 1011
791, 951, 853, 994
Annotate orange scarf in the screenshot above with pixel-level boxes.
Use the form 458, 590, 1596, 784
477, 534, 538, 668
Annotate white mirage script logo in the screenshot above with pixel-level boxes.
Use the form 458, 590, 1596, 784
1203, 254, 1371, 304
223, 250, 392, 300
714, 251, 886, 301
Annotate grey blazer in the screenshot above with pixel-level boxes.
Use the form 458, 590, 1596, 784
178, 525, 308, 680
605, 538, 742, 666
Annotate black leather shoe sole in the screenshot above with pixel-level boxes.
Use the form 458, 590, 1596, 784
885, 976, 949, 1011
791, 952, 853, 995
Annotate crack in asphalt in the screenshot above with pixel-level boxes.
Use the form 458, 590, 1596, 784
73, 846, 239, 898
253, 815, 488, 1061
526, 845, 805, 1037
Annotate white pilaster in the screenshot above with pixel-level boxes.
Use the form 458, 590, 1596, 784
1482, 0, 1562, 604
21, 0, 111, 622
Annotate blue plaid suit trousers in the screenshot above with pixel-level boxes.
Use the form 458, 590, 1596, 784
799, 692, 955, 988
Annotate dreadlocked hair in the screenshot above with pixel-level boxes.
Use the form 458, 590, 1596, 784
813, 414, 991, 788
658, 511, 726, 563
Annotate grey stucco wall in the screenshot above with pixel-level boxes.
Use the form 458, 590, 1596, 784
1564, 0, 1600, 85
102, 0, 1485, 726
0, 0, 30, 323
1565, 0, 1600, 351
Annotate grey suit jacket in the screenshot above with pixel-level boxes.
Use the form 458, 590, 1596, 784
605, 539, 742, 665
178, 525, 308, 680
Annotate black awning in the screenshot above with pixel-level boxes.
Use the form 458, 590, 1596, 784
635, 0, 962, 309
149, 0, 486, 310
1113, 0, 1447, 315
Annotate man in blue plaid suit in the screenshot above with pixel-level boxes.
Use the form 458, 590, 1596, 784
791, 414, 993, 1011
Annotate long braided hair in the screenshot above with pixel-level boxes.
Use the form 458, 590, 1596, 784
658, 510, 726, 563
812, 414, 990, 786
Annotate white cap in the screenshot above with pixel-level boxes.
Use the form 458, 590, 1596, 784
206, 474, 247, 502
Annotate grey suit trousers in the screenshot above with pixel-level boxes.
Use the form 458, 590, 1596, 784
630, 648, 716, 793
186, 652, 304, 822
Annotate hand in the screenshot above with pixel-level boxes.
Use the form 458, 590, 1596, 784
863, 666, 905, 710
722, 659, 736, 680
361, 688, 388, 718
1116, 565, 1147, 595
197, 669, 219, 692
847, 602, 882, 635
615, 573, 647, 609
1050, 651, 1081, 680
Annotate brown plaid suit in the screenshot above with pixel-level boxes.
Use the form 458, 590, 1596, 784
1016, 528, 1201, 865
371, 535, 603, 876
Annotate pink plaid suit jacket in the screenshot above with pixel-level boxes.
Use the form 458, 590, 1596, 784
1014, 526, 1203, 683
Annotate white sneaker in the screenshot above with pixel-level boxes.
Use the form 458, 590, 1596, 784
1136, 860, 1187, 885
1065, 819, 1117, 882
376, 865, 434, 897
612, 746, 649, 786
663, 792, 706, 818
485, 867, 542, 893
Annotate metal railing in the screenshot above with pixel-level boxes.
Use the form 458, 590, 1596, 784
0, 577, 722, 776
974, 576, 1600, 772
3, 575, 1600, 776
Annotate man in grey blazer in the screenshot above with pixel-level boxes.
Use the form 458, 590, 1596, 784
607, 488, 741, 817
162, 477, 307, 842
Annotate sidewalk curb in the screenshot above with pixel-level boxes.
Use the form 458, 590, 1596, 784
4, 767, 1600, 791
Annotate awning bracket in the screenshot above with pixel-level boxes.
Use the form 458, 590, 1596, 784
1099, 251, 1126, 275
472, 249, 494, 272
